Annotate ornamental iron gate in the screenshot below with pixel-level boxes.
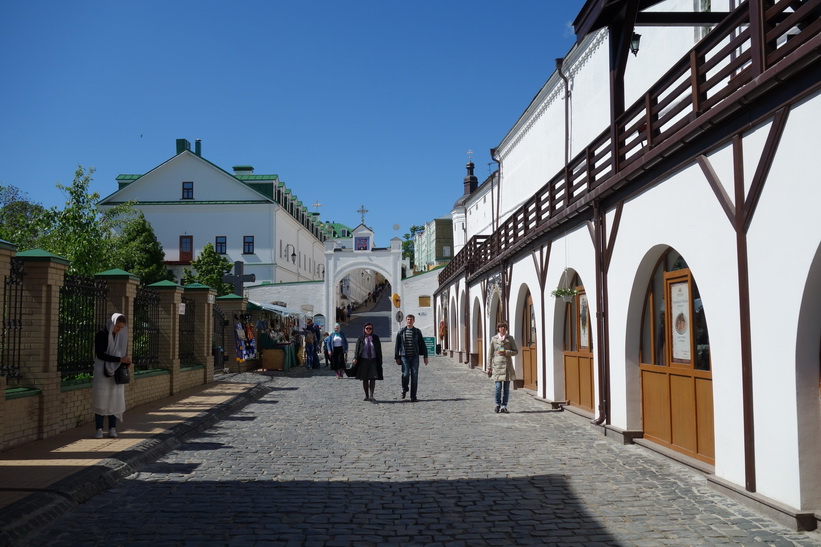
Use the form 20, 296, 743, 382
179, 296, 196, 366
58, 275, 108, 380
1, 258, 24, 379
133, 284, 160, 369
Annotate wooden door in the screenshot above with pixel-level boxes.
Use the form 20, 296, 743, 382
640, 268, 714, 464
180, 235, 193, 263
562, 290, 594, 412
522, 292, 537, 389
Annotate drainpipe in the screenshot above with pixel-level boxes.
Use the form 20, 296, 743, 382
556, 58, 571, 170
592, 199, 609, 426
490, 149, 501, 232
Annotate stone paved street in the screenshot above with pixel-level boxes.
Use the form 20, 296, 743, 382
23, 346, 821, 546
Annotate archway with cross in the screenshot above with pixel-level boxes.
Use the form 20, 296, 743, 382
323, 221, 404, 339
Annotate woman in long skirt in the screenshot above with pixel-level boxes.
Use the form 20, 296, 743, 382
353, 322, 383, 401
91, 313, 132, 438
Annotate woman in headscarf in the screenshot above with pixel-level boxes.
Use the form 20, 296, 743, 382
353, 322, 383, 402
325, 323, 349, 379
91, 313, 131, 438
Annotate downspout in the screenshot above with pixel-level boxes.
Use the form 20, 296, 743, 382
592, 199, 610, 426
490, 148, 500, 232
556, 58, 571, 169
464, 292, 470, 365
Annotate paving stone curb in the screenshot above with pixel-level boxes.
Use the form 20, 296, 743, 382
0, 383, 271, 547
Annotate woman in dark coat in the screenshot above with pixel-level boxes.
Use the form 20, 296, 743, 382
353, 322, 383, 402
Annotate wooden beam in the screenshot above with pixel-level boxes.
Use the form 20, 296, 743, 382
635, 12, 730, 26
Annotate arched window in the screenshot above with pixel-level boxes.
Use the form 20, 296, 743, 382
640, 250, 711, 371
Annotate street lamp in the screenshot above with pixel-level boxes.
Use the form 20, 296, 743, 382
630, 32, 641, 56
284, 244, 296, 263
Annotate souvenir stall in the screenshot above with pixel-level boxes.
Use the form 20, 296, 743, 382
247, 301, 304, 370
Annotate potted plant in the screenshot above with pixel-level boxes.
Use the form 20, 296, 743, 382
551, 287, 578, 302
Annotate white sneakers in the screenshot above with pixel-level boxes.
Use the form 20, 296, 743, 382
95, 428, 118, 438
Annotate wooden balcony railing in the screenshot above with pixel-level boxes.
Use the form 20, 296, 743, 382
439, 0, 820, 287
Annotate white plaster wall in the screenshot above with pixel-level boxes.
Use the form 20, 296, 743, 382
402, 270, 439, 339
247, 281, 324, 319
499, 83, 566, 217
544, 226, 599, 403
605, 160, 744, 485
463, 182, 494, 240
567, 31, 610, 152
746, 92, 821, 508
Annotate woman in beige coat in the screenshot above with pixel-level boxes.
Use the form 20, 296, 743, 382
487, 322, 518, 413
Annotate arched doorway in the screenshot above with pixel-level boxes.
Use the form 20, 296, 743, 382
472, 297, 484, 367
449, 296, 458, 355
521, 290, 537, 390
561, 273, 594, 412
639, 249, 714, 464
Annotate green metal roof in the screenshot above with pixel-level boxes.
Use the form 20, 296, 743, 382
102, 200, 273, 205
235, 175, 279, 181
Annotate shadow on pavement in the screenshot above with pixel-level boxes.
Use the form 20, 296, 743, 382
32, 474, 619, 545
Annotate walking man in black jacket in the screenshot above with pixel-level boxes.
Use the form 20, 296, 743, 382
394, 315, 428, 402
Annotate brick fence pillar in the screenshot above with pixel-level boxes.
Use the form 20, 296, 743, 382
183, 283, 216, 384
16, 249, 70, 439
95, 269, 140, 358
148, 280, 183, 395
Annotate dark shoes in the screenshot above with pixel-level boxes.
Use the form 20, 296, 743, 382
401, 390, 407, 399
495, 405, 500, 413
500, 406, 509, 413
410, 398, 418, 402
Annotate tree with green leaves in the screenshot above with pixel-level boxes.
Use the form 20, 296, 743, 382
0, 185, 48, 250
37, 166, 135, 277
401, 224, 424, 273
181, 243, 234, 296
111, 212, 174, 285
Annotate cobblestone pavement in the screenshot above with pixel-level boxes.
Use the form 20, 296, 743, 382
23, 346, 821, 546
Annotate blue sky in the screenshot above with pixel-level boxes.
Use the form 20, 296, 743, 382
1, 1, 584, 247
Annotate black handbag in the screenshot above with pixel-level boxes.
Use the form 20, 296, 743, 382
114, 364, 131, 385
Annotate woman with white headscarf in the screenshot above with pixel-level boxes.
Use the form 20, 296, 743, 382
91, 313, 131, 438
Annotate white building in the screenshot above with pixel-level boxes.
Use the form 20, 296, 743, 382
99, 138, 328, 287
436, 0, 821, 530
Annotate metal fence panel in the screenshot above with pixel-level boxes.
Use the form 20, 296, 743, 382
1, 258, 24, 379
57, 275, 108, 380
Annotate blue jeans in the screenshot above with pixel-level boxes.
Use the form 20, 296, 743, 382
495, 381, 510, 406
305, 342, 317, 368
95, 414, 117, 430
400, 354, 420, 399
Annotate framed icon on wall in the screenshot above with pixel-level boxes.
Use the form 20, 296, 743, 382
355, 237, 369, 251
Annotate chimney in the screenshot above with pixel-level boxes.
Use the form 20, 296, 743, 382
233, 165, 254, 175
463, 161, 478, 195
194, 139, 202, 156
175, 138, 191, 154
